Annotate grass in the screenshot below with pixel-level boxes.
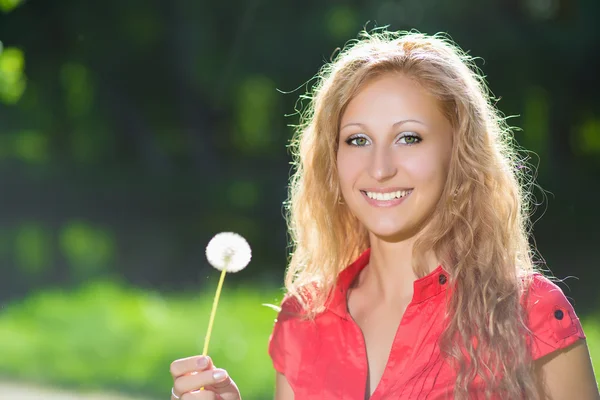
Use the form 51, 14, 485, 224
0, 281, 597, 399
584, 316, 600, 377
0, 280, 283, 399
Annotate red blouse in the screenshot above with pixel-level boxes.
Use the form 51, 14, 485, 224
268, 249, 586, 399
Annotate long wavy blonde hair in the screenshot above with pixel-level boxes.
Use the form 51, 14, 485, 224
284, 29, 540, 399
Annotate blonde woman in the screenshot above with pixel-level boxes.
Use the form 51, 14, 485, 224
169, 30, 599, 399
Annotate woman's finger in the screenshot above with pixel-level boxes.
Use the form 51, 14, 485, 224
173, 368, 232, 397
178, 390, 219, 400
204, 371, 241, 400
170, 356, 213, 379
172, 389, 219, 400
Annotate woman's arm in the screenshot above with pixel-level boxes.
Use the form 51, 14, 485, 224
275, 372, 295, 400
535, 339, 599, 399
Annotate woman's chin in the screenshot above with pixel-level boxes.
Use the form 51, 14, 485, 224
365, 223, 418, 242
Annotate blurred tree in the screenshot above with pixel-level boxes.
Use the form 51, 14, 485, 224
15, 222, 52, 276
0, 0, 23, 14
0, 45, 26, 104
59, 220, 115, 280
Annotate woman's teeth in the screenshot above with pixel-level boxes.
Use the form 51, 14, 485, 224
365, 190, 412, 201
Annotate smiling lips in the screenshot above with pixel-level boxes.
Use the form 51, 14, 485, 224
360, 188, 413, 207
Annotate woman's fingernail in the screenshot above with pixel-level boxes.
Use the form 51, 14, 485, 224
213, 369, 227, 381
197, 357, 208, 368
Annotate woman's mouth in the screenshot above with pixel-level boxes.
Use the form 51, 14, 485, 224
360, 189, 413, 207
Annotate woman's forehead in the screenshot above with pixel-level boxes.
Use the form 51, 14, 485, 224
340, 74, 447, 129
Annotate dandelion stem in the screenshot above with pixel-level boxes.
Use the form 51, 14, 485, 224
203, 268, 227, 356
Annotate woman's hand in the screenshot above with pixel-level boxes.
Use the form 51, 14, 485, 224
170, 355, 241, 400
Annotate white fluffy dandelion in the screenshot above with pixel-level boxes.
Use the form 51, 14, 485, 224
205, 232, 252, 272
202, 232, 252, 357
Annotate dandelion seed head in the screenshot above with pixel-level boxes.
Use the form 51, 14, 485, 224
205, 232, 252, 272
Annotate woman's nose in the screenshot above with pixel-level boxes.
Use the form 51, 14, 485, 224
368, 146, 397, 181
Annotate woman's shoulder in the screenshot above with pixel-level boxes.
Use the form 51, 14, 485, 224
522, 272, 577, 320
268, 291, 320, 375
523, 272, 576, 310
276, 293, 308, 321
522, 272, 586, 360
275, 280, 331, 320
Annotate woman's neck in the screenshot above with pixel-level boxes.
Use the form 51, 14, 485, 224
360, 234, 439, 303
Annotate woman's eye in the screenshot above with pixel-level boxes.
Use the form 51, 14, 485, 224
346, 136, 370, 146
398, 134, 421, 145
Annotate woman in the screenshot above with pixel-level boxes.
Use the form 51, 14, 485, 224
169, 30, 599, 399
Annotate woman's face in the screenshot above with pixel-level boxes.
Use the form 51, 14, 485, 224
337, 73, 453, 241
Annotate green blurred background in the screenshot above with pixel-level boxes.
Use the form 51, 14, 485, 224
0, 0, 598, 398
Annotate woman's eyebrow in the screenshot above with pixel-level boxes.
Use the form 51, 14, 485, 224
393, 119, 427, 128
340, 119, 427, 131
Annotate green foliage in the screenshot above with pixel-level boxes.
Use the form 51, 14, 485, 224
59, 221, 115, 278
327, 6, 359, 40
573, 117, 600, 157
228, 180, 260, 209
121, 8, 163, 49
584, 316, 600, 373
0, 0, 23, 13
69, 128, 114, 164
0, 282, 282, 399
0, 46, 26, 104
13, 130, 49, 163
15, 222, 52, 276
0, 130, 48, 163
60, 63, 95, 118
0, 227, 11, 259
234, 76, 277, 154
522, 86, 550, 167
